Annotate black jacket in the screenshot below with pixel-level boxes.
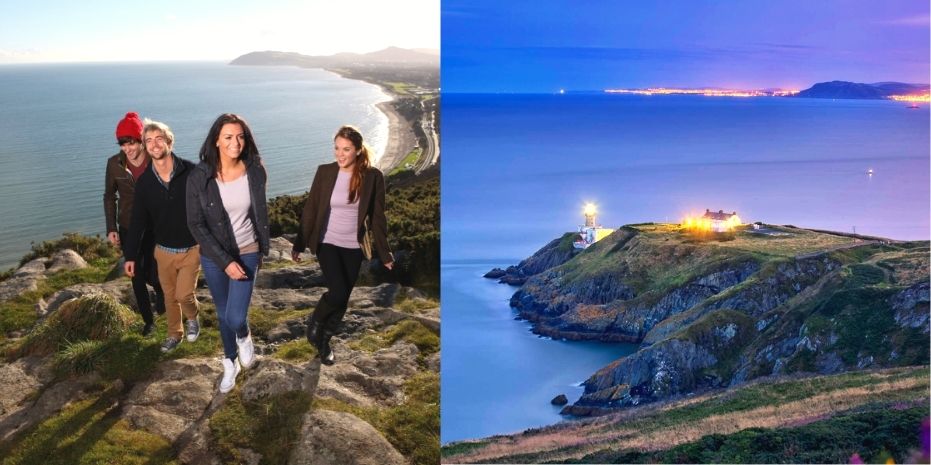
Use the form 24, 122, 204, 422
123, 154, 197, 261
186, 156, 270, 269
293, 163, 392, 264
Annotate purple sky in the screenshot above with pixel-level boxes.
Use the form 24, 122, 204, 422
443, 0, 930, 92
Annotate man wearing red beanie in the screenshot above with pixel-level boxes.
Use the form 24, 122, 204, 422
104, 111, 165, 336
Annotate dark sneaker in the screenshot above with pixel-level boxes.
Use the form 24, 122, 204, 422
185, 318, 200, 342
141, 322, 154, 337
160, 337, 181, 353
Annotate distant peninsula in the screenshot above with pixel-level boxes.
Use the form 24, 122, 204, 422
794, 81, 930, 100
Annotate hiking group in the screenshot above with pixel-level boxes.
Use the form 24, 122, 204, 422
104, 112, 393, 393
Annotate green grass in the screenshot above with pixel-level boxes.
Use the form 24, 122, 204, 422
602, 367, 929, 437
0, 385, 177, 465
248, 307, 307, 340
572, 405, 928, 464
209, 390, 313, 465
16, 294, 136, 357
272, 339, 316, 362
349, 319, 439, 362
314, 371, 439, 465
388, 148, 423, 176
393, 294, 439, 315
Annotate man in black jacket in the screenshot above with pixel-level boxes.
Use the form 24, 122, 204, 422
124, 119, 201, 353
104, 112, 164, 335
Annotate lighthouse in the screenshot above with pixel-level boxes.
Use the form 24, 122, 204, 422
574, 203, 616, 249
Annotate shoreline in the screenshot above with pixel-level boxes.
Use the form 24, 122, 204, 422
324, 68, 419, 173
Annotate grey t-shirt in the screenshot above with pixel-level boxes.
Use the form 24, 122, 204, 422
216, 173, 257, 249
322, 170, 360, 249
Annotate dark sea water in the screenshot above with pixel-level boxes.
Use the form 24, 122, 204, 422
440, 93, 930, 442
0, 62, 388, 269
440, 261, 637, 444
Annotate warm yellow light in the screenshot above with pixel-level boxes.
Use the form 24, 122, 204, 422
583, 203, 597, 216
889, 93, 930, 103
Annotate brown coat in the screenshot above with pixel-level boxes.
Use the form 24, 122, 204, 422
293, 163, 393, 264
103, 151, 142, 232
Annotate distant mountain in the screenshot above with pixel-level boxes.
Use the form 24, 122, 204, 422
795, 80, 929, 99
230, 47, 438, 68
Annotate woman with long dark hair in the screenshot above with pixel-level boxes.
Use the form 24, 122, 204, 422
291, 125, 393, 365
187, 113, 269, 393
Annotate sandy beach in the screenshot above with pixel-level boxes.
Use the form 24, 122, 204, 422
375, 99, 417, 172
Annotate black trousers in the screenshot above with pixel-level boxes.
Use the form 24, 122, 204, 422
315, 243, 364, 328
119, 226, 164, 325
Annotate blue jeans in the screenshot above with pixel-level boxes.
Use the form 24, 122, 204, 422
201, 253, 260, 360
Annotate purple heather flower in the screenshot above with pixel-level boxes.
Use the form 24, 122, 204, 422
850, 453, 864, 464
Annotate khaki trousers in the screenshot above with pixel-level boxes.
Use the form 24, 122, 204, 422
154, 246, 200, 340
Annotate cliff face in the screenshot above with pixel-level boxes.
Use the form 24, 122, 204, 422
500, 224, 930, 414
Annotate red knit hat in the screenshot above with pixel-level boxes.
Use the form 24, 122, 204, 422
115, 112, 143, 141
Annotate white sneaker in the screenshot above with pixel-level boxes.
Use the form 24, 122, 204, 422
236, 332, 255, 369
219, 358, 240, 393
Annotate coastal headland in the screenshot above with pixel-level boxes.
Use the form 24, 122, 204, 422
230, 47, 440, 176
446, 222, 930, 463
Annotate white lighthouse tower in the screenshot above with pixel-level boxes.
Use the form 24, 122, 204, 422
574, 203, 615, 249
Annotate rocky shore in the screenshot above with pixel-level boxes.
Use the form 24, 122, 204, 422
486, 223, 930, 415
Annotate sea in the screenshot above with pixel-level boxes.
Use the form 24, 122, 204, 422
440, 92, 930, 443
0, 62, 389, 270
441, 260, 638, 444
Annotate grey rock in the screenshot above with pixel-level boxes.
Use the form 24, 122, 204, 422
0, 258, 48, 302
288, 409, 406, 465
240, 359, 306, 402
317, 342, 420, 407
122, 358, 222, 442
14, 258, 49, 277
256, 263, 325, 289
551, 394, 569, 405
891, 282, 930, 332
46, 249, 88, 273
0, 372, 101, 442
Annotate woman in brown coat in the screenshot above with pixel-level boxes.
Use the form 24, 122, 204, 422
291, 126, 393, 365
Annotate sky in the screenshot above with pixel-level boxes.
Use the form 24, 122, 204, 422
443, 0, 930, 92
0, 0, 439, 63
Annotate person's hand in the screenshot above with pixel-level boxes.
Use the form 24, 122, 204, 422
291, 250, 302, 262
384, 261, 394, 271
124, 261, 135, 277
225, 261, 248, 280
107, 231, 120, 246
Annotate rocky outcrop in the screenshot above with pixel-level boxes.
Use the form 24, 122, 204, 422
487, 233, 582, 285
550, 394, 568, 405
288, 409, 407, 465
890, 281, 930, 331
569, 339, 717, 413
0, 258, 48, 302
46, 249, 88, 273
